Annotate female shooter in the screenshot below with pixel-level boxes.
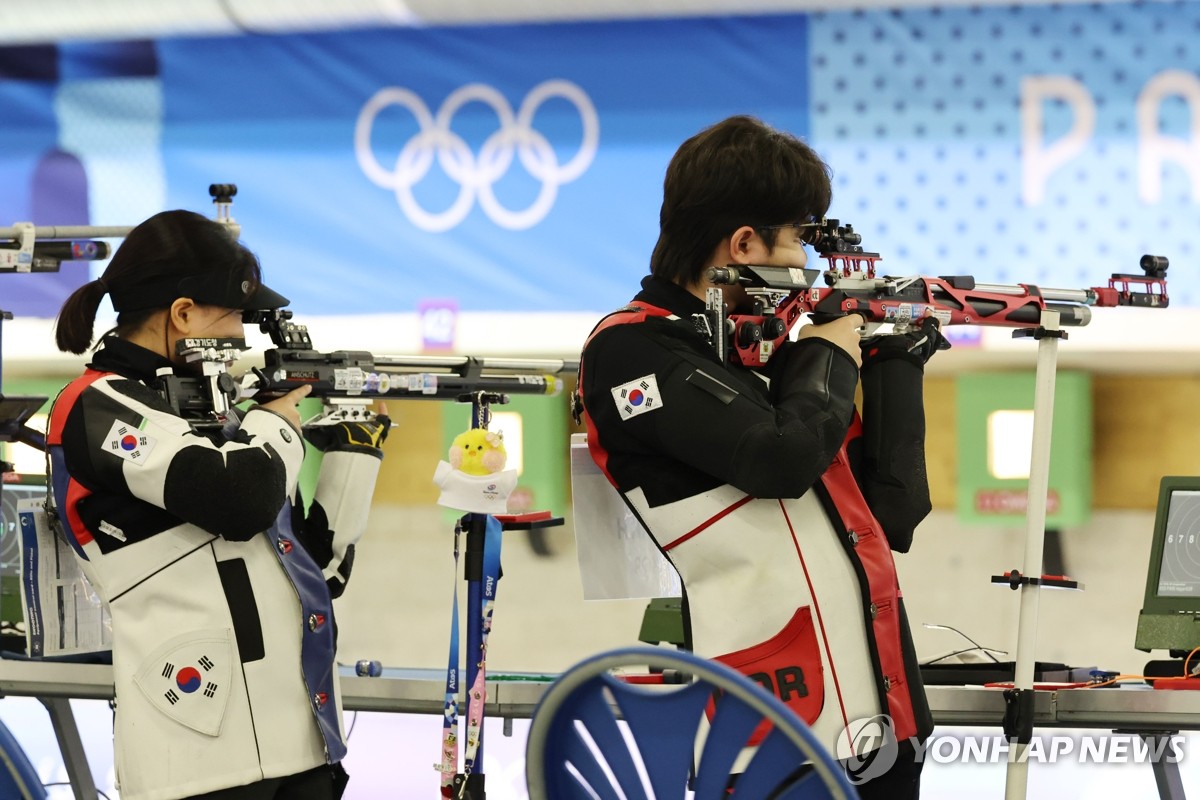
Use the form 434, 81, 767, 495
49, 210, 387, 800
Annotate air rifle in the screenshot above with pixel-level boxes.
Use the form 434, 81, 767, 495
0, 225, 119, 274
0, 184, 240, 275
157, 309, 578, 431
243, 308, 574, 401
701, 218, 1169, 368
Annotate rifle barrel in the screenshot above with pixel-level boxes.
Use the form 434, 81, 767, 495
252, 373, 566, 399
0, 225, 134, 240
370, 355, 579, 374
970, 282, 1094, 305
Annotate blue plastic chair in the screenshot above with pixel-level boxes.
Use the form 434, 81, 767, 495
525, 646, 859, 800
0, 718, 47, 799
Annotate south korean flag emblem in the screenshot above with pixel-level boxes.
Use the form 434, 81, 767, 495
611, 375, 663, 421
134, 629, 233, 736
102, 419, 157, 466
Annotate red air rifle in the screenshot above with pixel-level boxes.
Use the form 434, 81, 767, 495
702, 218, 1169, 368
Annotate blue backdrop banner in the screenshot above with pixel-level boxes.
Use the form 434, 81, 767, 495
155, 16, 812, 315
0, 4, 1194, 320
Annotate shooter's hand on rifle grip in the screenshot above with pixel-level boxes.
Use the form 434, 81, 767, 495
257, 385, 311, 433
798, 313, 866, 367
806, 288, 854, 325
304, 405, 391, 457
860, 316, 951, 369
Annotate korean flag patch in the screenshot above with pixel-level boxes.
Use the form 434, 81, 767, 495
611, 375, 664, 420
102, 419, 157, 465
134, 629, 233, 736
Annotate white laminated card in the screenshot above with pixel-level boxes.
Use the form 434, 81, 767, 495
570, 433, 681, 601
18, 497, 112, 658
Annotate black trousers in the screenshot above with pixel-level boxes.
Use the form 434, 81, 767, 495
853, 738, 924, 800
185, 763, 349, 800
722, 737, 924, 797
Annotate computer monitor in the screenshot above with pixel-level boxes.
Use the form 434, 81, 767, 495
0, 476, 48, 631
1135, 476, 1200, 653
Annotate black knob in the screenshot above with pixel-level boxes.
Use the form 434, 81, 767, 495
763, 317, 788, 339
217, 372, 238, 399
209, 183, 238, 202
1140, 254, 1168, 278
737, 321, 763, 348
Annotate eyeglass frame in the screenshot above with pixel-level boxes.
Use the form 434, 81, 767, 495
757, 217, 825, 246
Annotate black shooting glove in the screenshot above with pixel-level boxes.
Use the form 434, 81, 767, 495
303, 414, 391, 457
859, 316, 951, 370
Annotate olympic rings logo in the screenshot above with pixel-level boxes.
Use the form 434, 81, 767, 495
355, 80, 599, 232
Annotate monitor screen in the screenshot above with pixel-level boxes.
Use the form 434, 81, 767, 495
1155, 489, 1200, 598
0, 478, 48, 625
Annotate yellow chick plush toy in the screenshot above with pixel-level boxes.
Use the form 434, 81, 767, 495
448, 429, 507, 476
433, 427, 517, 514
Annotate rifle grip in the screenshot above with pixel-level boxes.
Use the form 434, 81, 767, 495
808, 289, 850, 325
807, 311, 846, 325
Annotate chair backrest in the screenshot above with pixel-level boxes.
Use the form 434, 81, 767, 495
525, 646, 859, 800
0, 718, 47, 800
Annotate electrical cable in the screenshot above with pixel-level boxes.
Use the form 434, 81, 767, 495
44, 782, 112, 800
922, 622, 1003, 663
921, 646, 1009, 666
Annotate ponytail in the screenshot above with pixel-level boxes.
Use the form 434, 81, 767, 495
53, 209, 267, 355
54, 279, 109, 354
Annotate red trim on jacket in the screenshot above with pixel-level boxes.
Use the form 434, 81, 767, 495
778, 498, 853, 750
579, 302, 674, 487
661, 495, 753, 551
820, 415, 918, 741
47, 369, 106, 446
48, 369, 109, 547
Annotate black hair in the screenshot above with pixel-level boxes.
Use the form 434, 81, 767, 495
54, 210, 262, 355
649, 115, 832, 286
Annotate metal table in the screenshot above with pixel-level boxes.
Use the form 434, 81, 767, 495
4, 660, 1198, 799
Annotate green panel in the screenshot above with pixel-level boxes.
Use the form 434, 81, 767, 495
296, 397, 324, 508
955, 372, 1091, 527
441, 393, 570, 519
638, 597, 685, 646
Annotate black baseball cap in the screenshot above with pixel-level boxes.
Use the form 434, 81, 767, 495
109, 266, 289, 313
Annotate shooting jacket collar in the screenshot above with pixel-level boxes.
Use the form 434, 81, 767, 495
635, 275, 706, 318
87, 336, 177, 383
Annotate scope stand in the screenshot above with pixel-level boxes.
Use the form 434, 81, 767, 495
450, 391, 564, 800
996, 308, 1062, 799
991, 314, 1183, 800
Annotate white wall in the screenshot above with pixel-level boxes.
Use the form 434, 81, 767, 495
336, 505, 1161, 676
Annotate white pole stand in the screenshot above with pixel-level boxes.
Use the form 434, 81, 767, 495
1003, 308, 1063, 800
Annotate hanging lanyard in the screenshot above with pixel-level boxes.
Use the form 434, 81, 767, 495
438, 514, 503, 798
462, 515, 502, 779
436, 521, 464, 797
